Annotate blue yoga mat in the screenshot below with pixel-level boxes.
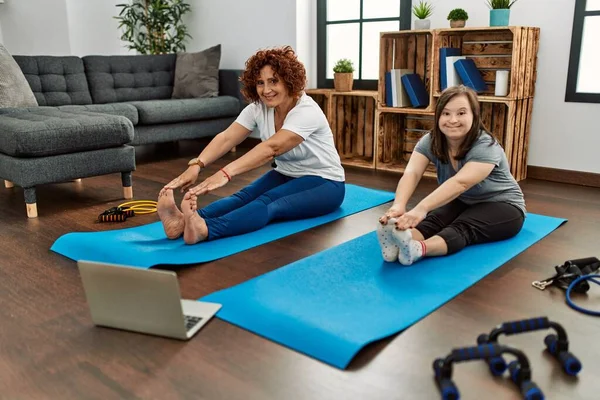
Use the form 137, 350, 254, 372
50, 184, 394, 268
200, 213, 566, 369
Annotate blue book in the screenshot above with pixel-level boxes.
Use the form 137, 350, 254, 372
439, 47, 461, 91
400, 74, 429, 108
453, 59, 487, 93
385, 71, 393, 106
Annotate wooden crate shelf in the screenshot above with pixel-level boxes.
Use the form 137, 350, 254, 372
306, 89, 378, 169
432, 27, 540, 100
375, 111, 437, 178
376, 26, 539, 181
378, 30, 435, 114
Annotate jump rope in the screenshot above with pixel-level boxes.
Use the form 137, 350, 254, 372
97, 200, 158, 222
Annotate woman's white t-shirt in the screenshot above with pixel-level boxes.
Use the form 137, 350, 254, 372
234, 93, 345, 182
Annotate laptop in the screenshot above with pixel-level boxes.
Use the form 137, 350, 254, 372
77, 260, 221, 340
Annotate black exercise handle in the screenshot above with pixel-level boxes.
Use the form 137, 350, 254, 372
501, 317, 550, 335
450, 344, 504, 362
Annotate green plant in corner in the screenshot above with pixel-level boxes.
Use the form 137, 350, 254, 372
447, 8, 469, 21
115, 0, 192, 54
333, 59, 355, 73
412, 0, 434, 19
486, 0, 519, 9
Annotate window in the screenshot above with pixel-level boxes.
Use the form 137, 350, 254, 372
317, 0, 411, 90
566, 0, 600, 103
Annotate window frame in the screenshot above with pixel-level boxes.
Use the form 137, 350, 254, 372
316, 0, 412, 90
565, 0, 600, 103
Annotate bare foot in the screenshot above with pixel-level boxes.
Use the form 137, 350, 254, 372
181, 192, 209, 245
157, 189, 184, 239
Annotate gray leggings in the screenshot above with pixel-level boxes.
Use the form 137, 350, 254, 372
415, 200, 525, 254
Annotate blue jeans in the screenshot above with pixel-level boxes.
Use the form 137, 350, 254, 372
199, 170, 345, 240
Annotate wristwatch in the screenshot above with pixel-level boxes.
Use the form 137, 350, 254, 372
188, 157, 205, 169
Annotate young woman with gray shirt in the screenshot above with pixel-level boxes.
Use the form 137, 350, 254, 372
378, 85, 525, 265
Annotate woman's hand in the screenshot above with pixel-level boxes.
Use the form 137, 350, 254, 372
379, 204, 406, 225
163, 166, 201, 193
188, 170, 230, 196
394, 206, 427, 230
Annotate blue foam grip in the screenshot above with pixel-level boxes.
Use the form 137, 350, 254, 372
502, 317, 550, 335
451, 344, 502, 362
508, 360, 521, 385
439, 379, 460, 400
488, 356, 508, 376
558, 352, 582, 376
544, 334, 558, 355
521, 381, 545, 400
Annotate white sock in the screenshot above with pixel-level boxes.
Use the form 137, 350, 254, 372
391, 228, 426, 266
377, 218, 399, 262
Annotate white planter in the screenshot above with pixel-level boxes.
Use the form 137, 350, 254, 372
414, 19, 431, 30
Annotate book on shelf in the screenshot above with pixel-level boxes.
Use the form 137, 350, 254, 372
445, 55, 466, 90
453, 59, 487, 93
385, 69, 413, 107
439, 48, 461, 91
400, 74, 429, 108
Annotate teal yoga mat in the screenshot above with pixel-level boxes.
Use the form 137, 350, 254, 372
50, 184, 394, 268
201, 213, 566, 369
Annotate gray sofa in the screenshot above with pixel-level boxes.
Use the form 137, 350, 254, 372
0, 54, 245, 217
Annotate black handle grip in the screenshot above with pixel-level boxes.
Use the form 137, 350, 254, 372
502, 317, 549, 335
451, 344, 503, 362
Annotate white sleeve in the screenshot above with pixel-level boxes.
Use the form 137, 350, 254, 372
235, 103, 259, 131
281, 102, 324, 140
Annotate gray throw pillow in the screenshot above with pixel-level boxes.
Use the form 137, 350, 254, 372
172, 44, 221, 99
0, 44, 38, 107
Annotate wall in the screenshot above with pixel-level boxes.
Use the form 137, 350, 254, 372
0, 0, 71, 55
414, 0, 599, 174
65, 0, 127, 56
183, 0, 298, 69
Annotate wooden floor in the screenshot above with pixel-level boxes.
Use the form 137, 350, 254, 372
1, 139, 599, 400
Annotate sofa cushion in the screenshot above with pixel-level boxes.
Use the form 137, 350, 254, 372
13, 55, 92, 106
0, 45, 38, 108
57, 103, 139, 125
127, 96, 240, 125
172, 44, 221, 99
0, 108, 133, 158
83, 54, 177, 104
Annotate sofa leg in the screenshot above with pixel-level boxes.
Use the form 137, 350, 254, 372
230, 146, 237, 153
73, 178, 82, 183
4, 180, 14, 188
24, 187, 38, 218
121, 171, 133, 199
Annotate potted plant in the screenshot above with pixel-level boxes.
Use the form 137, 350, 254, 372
413, 0, 434, 30
333, 59, 354, 92
115, 0, 192, 54
486, 0, 518, 27
447, 8, 469, 28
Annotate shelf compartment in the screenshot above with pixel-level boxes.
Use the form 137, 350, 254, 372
378, 30, 435, 114
432, 27, 540, 100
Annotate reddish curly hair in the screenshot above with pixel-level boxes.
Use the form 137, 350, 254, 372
240, 46, 306, 103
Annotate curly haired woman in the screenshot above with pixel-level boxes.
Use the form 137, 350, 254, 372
157, 46, 345, 244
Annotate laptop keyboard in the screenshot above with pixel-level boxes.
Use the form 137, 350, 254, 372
184, 315, 203, 332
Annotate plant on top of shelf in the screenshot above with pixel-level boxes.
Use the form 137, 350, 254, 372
486, 0, 518, 9
333, 59, 354, 92
333, 58, 354, 73
486, 0, 519, 26
447, 8, 469, 28
413, 0, 434, 30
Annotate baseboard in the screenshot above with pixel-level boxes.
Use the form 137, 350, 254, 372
527, 165, 600, 188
